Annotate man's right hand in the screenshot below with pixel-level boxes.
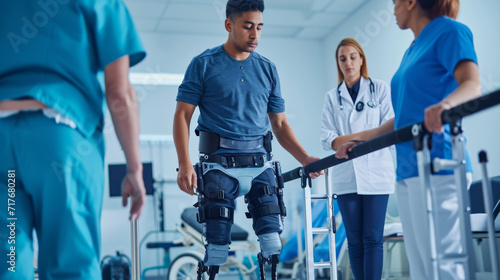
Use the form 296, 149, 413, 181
177, 164, 198, 195
121, 170, 146, 221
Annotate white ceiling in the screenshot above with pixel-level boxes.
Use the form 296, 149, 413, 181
124, 0, 369, 40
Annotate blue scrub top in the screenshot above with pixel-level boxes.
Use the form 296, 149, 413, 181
0, 0, 146, 138
177, 45, 285, 141
391, 16, 477, 181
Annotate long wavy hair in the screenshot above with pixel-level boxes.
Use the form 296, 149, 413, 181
335, 38, 369, 85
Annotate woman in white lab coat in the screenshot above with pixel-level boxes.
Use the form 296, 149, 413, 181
320, 38, 395, 280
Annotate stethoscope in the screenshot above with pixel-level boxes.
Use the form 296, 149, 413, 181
337, 77, 378, 112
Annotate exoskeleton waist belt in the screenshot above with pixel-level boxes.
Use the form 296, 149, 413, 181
201, 153, 267, 168
197, 130, 273, 154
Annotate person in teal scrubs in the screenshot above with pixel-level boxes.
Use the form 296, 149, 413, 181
0, 0, 147, 279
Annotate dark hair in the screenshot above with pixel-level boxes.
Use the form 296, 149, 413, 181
419, 0, 459, 19
226, 0, 265, 20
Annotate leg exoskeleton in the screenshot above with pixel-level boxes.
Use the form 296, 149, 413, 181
194, 159, 287, 280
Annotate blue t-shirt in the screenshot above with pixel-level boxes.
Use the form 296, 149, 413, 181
176, 45, 285, 142
0, 0, 146, 137
391, 17, 477, 181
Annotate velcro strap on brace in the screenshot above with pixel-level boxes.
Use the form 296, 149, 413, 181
204, 154, 266, 168
245, 204, 281, 219
206, 207, 234, 220
206, 190, 234, 200
245, 186, 277, 204
259, 185, 277, 196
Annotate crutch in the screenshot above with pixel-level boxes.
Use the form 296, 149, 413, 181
302, 168, 337, 280
131, 218, 140, 280
415, 120, 476, 280
478, 151, 499, 279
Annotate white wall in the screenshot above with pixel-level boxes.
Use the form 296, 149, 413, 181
100, 31, 330, 269
323, 0, 500, 180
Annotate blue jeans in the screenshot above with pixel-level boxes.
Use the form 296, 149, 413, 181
337, 193, 388, 280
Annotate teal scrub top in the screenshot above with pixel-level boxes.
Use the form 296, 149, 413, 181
0, 0, 146, 137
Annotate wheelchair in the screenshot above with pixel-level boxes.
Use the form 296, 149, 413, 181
141, 207, 260, 280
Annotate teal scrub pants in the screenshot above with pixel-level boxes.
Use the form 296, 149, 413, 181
0, 111, 104, 280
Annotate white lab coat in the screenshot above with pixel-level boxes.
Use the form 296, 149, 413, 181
320, 77, 395, 195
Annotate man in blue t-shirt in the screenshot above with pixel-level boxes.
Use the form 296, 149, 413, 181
173, 0, 322, 278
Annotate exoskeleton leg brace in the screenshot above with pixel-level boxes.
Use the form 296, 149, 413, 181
194, 161, 286, 280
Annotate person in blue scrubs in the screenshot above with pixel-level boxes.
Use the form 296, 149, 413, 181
0, 1, 147, 279
335, 0, 481, 279
321, 38, 395, 280
173, 0, 323, 277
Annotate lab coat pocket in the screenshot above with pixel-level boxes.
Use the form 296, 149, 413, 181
331, 162, 355, 183
363, 106, 381, 127
368, 148, 395, 184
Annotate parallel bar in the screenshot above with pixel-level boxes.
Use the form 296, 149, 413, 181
442, 89, 500, 123
283, 88, 500, 182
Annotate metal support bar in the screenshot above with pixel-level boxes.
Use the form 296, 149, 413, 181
325, 169, 337, 280
478, 151, 499, 279
303, 168, 337, 280
414, 127, 440, 280
450, 121, 477, 280
303, 179, 315, 279
131, 218, 140, 280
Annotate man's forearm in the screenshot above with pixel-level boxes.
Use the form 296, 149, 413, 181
273, 123, 309, 165
173, 113, 192, 167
